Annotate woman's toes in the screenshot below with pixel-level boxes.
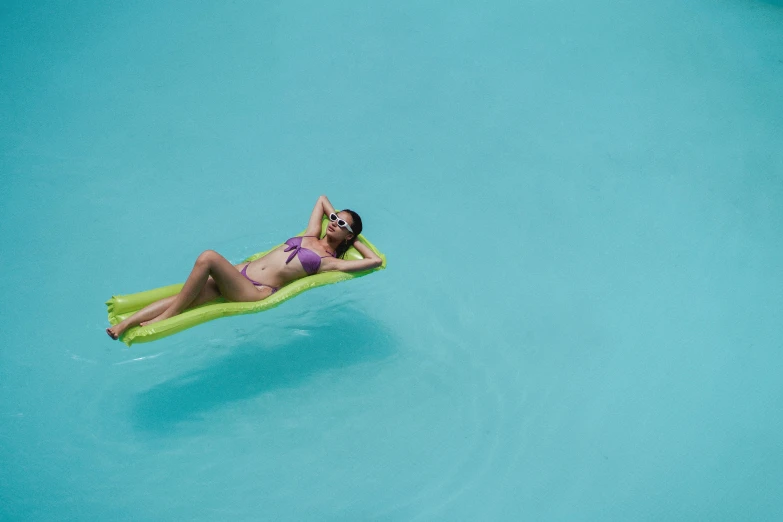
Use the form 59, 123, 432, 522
106, 327, 118, 340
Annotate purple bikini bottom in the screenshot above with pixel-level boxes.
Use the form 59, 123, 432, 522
240, 264, 279, 293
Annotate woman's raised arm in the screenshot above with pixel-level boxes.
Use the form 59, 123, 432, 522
320, 239, 383, 273
304, 195, 336, 236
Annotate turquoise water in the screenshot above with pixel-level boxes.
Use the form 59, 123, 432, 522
2, 0, 782, 520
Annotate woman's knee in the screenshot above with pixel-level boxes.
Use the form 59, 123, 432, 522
196, 250, 220, 266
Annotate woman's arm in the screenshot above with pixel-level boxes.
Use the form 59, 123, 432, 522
304, 195, 336, 237
351, 240, 381, 264
320, 238, 383, 273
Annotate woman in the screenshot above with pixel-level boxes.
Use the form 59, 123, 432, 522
106, 195, 382, 340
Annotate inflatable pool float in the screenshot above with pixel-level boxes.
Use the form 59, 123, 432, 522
106, 219, 386, 346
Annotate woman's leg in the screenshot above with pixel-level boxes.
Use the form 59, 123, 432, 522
106, 279, 222, 339
140, 250, 268, 326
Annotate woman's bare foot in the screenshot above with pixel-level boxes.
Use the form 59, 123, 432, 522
106, 321, 130, 340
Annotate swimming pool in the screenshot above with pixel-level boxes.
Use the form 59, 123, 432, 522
1, 0, 782, 520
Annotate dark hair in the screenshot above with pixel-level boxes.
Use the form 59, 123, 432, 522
336, 209, 363, 258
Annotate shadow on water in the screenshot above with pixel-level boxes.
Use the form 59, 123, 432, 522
131, 309, 396, 435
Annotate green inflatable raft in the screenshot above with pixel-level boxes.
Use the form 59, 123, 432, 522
106, 219, 386, 346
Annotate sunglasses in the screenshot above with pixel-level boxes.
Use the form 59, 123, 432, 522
329, 212, 354, 233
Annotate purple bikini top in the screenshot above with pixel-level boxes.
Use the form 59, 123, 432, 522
284, 235, 335, 275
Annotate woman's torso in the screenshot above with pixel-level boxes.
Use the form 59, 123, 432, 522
239, 236, 334, 288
